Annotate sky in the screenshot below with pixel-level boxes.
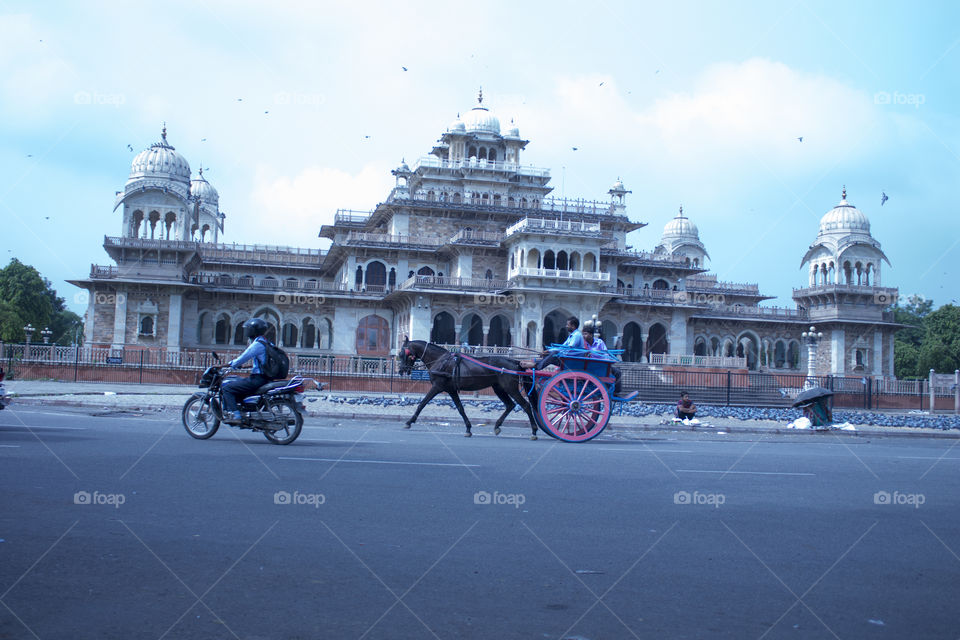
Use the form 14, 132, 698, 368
1, 0, 958, 315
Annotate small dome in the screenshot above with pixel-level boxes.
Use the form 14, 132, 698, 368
819, 188, 870, 234
397, 159, 410, 172
190, 167, 219, 204
504, 119, 520, 137
663, 207, 699, 238
463, 105, 500, 134
448, 116, 465, 132
611, 178, 626, 192
128, 126, 191, 185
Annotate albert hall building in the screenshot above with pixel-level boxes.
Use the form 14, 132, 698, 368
70, 94, 901, 378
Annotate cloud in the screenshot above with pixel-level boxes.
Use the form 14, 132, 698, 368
636, 58, 881, 167
247, 164, 394, 247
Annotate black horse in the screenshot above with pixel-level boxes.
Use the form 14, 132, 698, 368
397, 338, 540, 439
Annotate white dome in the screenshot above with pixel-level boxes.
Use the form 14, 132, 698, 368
819, 190, 870, 234
448, 117, 465, 132
128, 127, 191, 185
190, 168, 219, 205
663, 208, 699, 238
611, 178, 625, 192
505, 119, 520, 137
463, 106, 500, 134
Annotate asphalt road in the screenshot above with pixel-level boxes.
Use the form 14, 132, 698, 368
1, 405, 959, 639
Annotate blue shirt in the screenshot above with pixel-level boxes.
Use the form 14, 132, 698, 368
584, 336, 607, 352
560, 329, 584, 350
230, 338, 267, 374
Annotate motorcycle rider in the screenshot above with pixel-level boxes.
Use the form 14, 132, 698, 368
222, 318, 272, 424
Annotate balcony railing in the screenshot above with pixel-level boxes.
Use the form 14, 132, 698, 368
398, 275, 513, 292
193, 274, 388, 296
686, 275, 761, 294
199, 245, 324, 266
601, 246, 692, 266
413, 156, 550, 178
691, 305, 808, 320
793, 284, 898, 297
509, 267, 610, 282
649, 353, 747, 368
504, 217, 602, 237
333, 209, 373, 225
447, 229, 505, 245
344, 232, 444, 248
90, 264, 119, 279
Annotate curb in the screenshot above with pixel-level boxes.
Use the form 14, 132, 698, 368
8, 397, 959, 439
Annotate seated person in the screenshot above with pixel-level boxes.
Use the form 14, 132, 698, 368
676, 391, 697, 420
533, 316, 583, 370
221, 318, 271, 423
581, 323, 623, 395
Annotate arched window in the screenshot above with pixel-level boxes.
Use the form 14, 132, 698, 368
556, 251, 568, 270
526, 248, 540, 269
281, 323, 298, 349
652, 279, 670, 290
468, 146, 477, 158
774, 340, 786, 368
214, 314, 230, 345
131, 210, 144, 237
285, 277, 299, 290
417, 266, 435, 277
355, 266, 363, 289
233, 322, 245, 345
365, 261, 387, 289
301, 318, 316, 349
356, 315, 389, 355
488, 148, 496, 162
388, 268, 397, 288
488, 315, 510, 347
140, 316, 154, 336
431, 312, 456, 344
148, 211, 160, 239
478, 147, 487, 160
485, 269, 493, 280
164, 212, 176, 240
647, 323, 668, 360
543, 250, 556, 270
622, 322, 643, 362
693, 336, 707, 356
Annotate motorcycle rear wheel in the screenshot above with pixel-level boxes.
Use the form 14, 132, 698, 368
182, 396, 220, 439
263, 398, 303, 445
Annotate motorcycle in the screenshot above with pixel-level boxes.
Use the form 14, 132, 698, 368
181, 354, 322, 445
0, 366, 9, 410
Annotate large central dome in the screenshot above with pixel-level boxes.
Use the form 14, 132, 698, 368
127, 126, 191, 185
662, 207, 700, 239
462, 89, 500, 134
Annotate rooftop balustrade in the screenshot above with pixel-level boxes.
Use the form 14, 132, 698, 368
504, 217, 602, 238
413, 155, 550, 178
398, 275, 513, 292
509, 267, 611, 282
343, 231, 444, 248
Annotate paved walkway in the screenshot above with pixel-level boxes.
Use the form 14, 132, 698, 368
4, 379, 958, 438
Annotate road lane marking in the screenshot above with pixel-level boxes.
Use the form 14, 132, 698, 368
0, 425, 87, 431
0, 444, 21, 448
676, 469, 815, 476
279, 456, 479, 467
594, 448, 694, 453
300, 439, 392, 444
896, 456, 960, 460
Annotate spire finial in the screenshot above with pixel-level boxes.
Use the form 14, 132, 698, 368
679, 205, 684, 217
842, 185, 846, 201
161, 122, 167, 143
478, 87, 483, 105
198, 164, 203, 177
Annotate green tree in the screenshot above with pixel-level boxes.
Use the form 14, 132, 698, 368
893, 295, 932, 378
0, 258, 83, 344
919, 305, 960, 374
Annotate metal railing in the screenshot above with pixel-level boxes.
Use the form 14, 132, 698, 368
504, 217, 602, 237
398, 275, 513, 292
509, 267, 611, 281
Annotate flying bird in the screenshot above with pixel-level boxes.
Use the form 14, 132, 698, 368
402, 66, 408, 71
572, 147, 578, 151
127, 144, 133, 151
264, 110, 269, 114
598, 81, 604, 87
881, 192, 888, 206
201, 138, 207, 142
797, 136, 803, 142
237, 98, 243, 102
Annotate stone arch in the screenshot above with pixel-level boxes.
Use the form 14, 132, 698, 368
652, 279, 670, 290
556, 250, 569, 270
163, 212, 176, 240
356, 314, 389, 355
788, 341, 801, 369
569, 251, 581, 271
723, 338, 735, 358
233, 321, 246, 345
214, 312, 231, 345
301, 317, 316, 349
488, 314, 511, 347
693, 336, 707, 356
197, 311, 211, 344
148, 210, 160, 239
774, 340, 787, 368
365, 260, 387, 289
583, 252, 596, 271
736, 332, 761, 370
542, 309, 571, 347
140, 316, 154, 335
281, 322, 298, 348
622, 321, 643, 362
525, 321, 538, 349
488, 148, 497, 162
601, 320, 617, 345
647, 323, 668, 359
417, 265, 435, 277
543, 250, 556, 269
710, 336, 721, 356
131, 210, 144, 237
461, 313, 484, 346
843, 261, 853, 284
431, 311, 456, 344
526, 248, 540, 269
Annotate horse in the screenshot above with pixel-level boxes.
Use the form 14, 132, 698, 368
397, 338, 540, 439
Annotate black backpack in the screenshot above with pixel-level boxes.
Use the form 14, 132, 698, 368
257, 337, 290, 380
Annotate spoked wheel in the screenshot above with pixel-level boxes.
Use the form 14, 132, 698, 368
528, 388, 558, 440
263, 399, 303, 445
182, 396, 220, 440
536, 371, 611, 442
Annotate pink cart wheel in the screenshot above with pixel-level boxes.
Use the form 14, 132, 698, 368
537, 371, 611, 442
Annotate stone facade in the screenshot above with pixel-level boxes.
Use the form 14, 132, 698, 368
68, 94, 902, 378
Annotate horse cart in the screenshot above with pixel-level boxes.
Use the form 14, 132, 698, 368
526, 348, 637, 442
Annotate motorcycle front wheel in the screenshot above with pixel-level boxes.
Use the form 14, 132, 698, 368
182, 396, 220, 439
263, 398, 303, 445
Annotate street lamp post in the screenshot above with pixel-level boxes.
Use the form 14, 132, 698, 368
801, 325, 824, 389
23, 323, 35, 360
41, 327, 53, 344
